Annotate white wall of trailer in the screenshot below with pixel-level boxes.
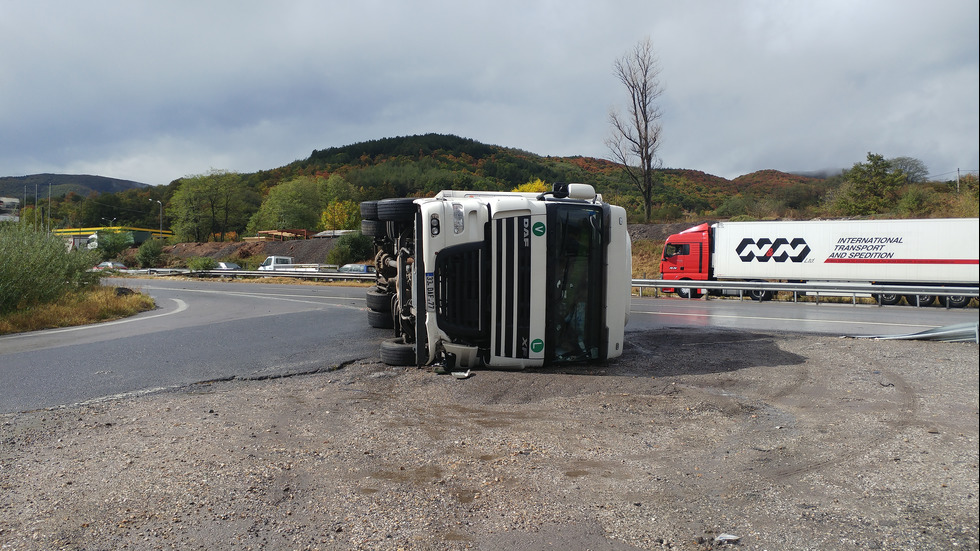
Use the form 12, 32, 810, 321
711, 219, 980, 284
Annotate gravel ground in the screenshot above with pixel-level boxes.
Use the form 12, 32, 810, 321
1, 328, 977, 550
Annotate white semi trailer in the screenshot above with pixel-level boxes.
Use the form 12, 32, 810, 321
660, 218, 979, 307
361, 183, 632, 369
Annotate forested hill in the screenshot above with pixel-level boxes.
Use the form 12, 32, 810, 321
280, 133, 631, 199
273, 133, 829, 215
0, 174, 148, 199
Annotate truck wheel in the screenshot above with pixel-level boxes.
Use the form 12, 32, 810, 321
904, 294, 934, 307
366, 286, 392, 312
367, 309, 393, 329
676, 284, 701, 299
749, 289, 772, 301
361, 219, 382, 237
940, 295, 970, 308
360, 201, 378, 220
378, 198, 416, 222
875, 293, 902, 306
380, 337, 416, 366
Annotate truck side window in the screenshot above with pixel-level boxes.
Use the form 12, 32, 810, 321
664, 243, 689, 258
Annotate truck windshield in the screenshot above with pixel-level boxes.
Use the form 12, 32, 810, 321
547, 204, 604, 363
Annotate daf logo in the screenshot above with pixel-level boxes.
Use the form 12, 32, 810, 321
735, 238, 810, 263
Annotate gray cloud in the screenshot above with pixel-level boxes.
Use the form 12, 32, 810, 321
1, 0, 976, 185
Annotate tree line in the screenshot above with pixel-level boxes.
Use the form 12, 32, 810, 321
14, 133, 979, 244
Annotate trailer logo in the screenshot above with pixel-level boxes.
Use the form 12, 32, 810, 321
735, 238, 810, 263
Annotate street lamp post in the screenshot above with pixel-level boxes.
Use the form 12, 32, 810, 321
150, 199, 163, 236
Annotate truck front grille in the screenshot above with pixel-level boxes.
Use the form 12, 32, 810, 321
435, 242, 487, 339
492, 216, 532, 359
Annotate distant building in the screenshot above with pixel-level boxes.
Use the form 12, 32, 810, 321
0, 196, 20, 222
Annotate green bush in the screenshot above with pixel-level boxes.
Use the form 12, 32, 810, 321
187, 257, 218, 271
326, 232, 374, 266
135, 238, 165, 268
96, 230, 133, 261
0, 223, 102, 315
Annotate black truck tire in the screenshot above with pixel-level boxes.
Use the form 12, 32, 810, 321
361, 219, 382, 237
360, 200, 378, 220
940, 295, 970, 308
380, 337, 416, 366
377, 198, 416, 222
366, 286, 392, 312
749, 289, 773, 301
875, 293, 902, 306
904, 294, 935, 307
367, 309, 393, 329
676, 281, 701, 299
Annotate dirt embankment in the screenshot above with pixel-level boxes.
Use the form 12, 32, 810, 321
167, 239, 339, 265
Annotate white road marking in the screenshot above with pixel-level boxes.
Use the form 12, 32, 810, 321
629, 308, 938, 329
1, 298, 188, 339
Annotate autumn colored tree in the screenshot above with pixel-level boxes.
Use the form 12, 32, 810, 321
319, 200, 360, 230
511, 178, 550, 193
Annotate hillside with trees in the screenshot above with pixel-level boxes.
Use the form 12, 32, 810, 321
8, 134, 978, 246
0, 174, 147, 202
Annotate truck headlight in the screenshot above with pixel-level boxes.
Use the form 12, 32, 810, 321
453, 203, 465, 234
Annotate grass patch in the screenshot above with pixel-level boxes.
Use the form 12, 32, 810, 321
632, 239, 664, 279
0, 286, 156, 335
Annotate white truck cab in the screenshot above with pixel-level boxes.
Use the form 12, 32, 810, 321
362, 183, 631, 370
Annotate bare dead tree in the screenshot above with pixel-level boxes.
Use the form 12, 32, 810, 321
606, 37, 664, 222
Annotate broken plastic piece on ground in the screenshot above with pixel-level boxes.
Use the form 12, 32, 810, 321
714, 533, 740, 544
452, 370, 472, 379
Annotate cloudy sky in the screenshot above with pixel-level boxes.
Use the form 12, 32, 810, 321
2, 0, 977, 186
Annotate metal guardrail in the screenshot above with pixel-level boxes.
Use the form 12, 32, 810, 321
189, 269, 377, 282
132, 269, 977, 304
632, 278, 979, 306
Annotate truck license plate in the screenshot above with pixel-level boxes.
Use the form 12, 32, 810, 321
425, 273, 435, 311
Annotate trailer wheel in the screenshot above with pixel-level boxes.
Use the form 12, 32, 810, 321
380, 337, 416, 366
940, 295, 970, 308
366, 286, 393, 312
361, 219, 382, 237
875, 293, 902, 306
676, 283, 701, 299
749, 289, 773, 301
360, 200, 378, 220
367, 309, 394, 329
378, 198, 416, 222
903, 294, 935, 307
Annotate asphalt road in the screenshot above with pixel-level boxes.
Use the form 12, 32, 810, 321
0, 279, 390, 414
628, 292, 978, 337
0, 278, 976, 414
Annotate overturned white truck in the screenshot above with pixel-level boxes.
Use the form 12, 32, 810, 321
361, 183, 632, 369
